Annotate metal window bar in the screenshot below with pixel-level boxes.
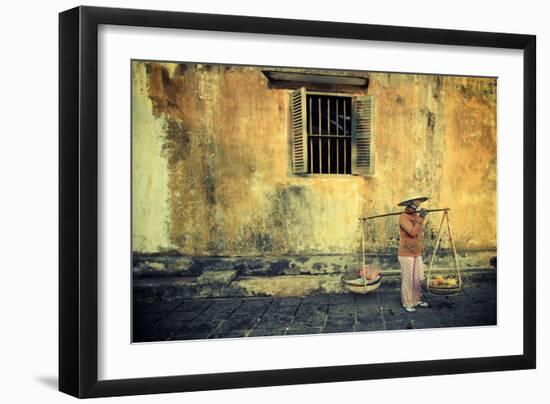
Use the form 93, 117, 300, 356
336, 99, 339, 173
306, 94, 352, 174
327, 98, 330, 174
309, 97, 313, 174
317, 97, 323, 173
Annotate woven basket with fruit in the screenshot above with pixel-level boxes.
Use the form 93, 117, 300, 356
424, 275, 462, 295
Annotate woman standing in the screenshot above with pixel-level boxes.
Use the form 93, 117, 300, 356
397, 192, 430, 312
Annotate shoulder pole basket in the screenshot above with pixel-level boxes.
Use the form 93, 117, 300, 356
342, 219, 382, 294
426, 209, 463, 296
358, 219, 381, 293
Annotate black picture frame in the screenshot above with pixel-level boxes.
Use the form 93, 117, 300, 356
59, 5, 536, 398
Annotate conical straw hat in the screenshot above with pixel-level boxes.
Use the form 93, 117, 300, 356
397, 190, 429, 207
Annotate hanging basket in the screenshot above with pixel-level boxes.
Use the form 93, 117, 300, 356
343, 218, 383, 295
423, 276, 462, 296
342, 272, 382, 294
425, 209, 463, 296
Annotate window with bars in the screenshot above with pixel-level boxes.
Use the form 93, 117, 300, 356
306, 94, 352, 174
291, 87, 374, 176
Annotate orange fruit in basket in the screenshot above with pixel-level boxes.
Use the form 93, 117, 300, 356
359, 266, 380, 280
367, 271, 380, 280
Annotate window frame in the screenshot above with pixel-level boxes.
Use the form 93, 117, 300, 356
290, 88, 375, 177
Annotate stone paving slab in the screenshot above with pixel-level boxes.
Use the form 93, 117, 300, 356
254, 298, 301, 331
133, 280, 497, 342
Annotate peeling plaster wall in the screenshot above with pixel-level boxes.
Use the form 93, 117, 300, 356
132, 61, 497, 256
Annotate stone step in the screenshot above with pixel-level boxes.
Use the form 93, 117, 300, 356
133, 266, 496, 302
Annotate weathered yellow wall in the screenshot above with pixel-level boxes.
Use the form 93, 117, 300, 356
132, 61, 497, 256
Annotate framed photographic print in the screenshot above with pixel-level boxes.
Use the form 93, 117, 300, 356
59, 6, 536, 398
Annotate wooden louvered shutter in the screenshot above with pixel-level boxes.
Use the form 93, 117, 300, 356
290, 87, 308, 174
352, 95, 375, 175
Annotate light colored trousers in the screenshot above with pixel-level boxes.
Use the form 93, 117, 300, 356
398, 255, 425, 308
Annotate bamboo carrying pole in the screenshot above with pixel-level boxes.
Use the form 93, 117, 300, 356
359, 208, 450, 221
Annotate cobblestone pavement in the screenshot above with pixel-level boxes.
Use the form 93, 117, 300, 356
133, 280, 496, 342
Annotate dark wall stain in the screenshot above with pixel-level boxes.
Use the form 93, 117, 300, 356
202, 153, 220, 254
146, 63, 186, 116
433, 76, 442, 101
161, 119, 191, 165
202, 157, 216, 206
175, 63, 188, 76
427, 111, 436, 132
458, 84, 472, 99
250, 231, 274, 253
366, 220, 377, 244
266, 185, 311, 254
312, 262, 327, 271
270, 260, 290, 275
270, 185, 308, 228
458, 81, 496, 104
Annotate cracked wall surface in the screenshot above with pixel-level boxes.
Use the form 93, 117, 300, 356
132, 61, 497, 256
